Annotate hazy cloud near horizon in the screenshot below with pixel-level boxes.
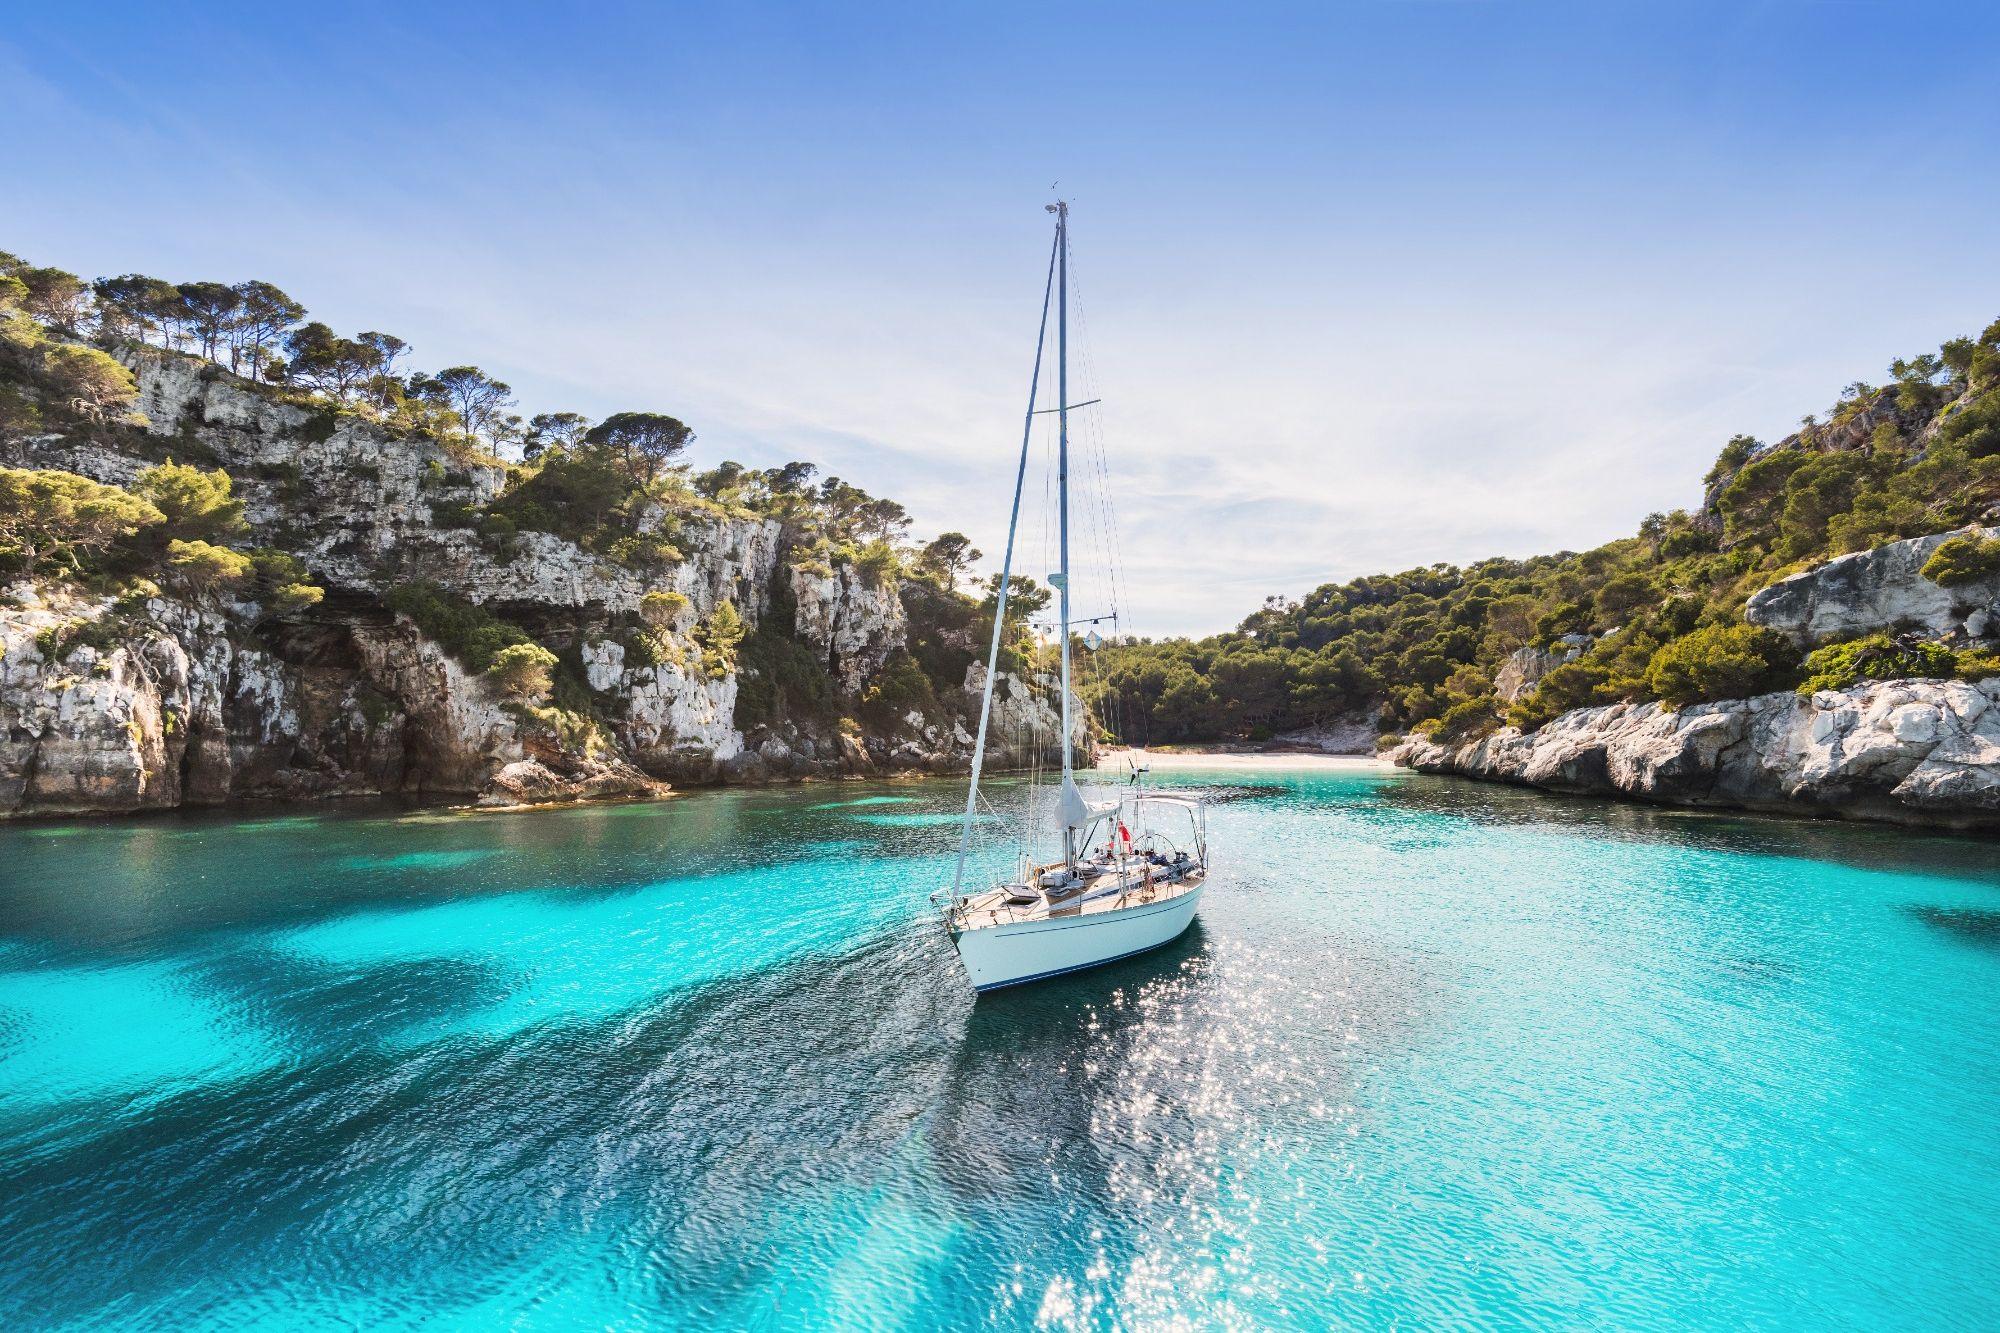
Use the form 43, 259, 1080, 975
4, 3, 1997, 636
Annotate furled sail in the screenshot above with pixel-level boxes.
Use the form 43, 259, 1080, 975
1059, 774, 1119, 830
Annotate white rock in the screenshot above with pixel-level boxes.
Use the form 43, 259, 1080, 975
1393, 674, 2000, 829
1889, 703, 1940, 745
583, 639, 626, 692
1747, 525, 2000, 645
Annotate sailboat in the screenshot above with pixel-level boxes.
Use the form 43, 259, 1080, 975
934, 201, 1211, 993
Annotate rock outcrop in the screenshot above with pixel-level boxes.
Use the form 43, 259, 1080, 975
0, 581, 670, 817
1267, 713, 1383, 754
788, 564, 905, 695
1746, 526, 2000, 646
1392, 677, 2000, 831
0, 352, 1086, 817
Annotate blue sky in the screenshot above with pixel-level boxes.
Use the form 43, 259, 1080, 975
5, 2, 1999, 635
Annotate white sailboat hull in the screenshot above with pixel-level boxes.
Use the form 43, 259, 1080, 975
952, 883, 1204, 992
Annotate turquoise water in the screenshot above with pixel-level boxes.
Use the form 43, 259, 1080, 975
3, 768, 1999, 1329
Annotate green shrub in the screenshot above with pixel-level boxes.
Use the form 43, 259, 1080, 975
853, 539, 900, 588
1919, 534, 2000, 587
429, 499, 478, 528
113, 576, 160, 613
1936, 387, 2000, 460
692, 601, 746, 678
627, 628, 666, 672
134, 461, 246, 543
383, 580, 531, 672
38, 343, 142, 422
1532, 600, 1592, 646
1643, 623, 1797, 706
246, 548, 324, 614
1593, 572, 1658, 624
1704, 434, 1759, 486
860, 650, 938, 731
1797, 634, 1960, 695
255, 460, 304, 498
1657, 525, 1719, 559
508, 702, 607, 755
735, 625, 838, 728
1507, 658, 1613, 730
165, 538, 252, 596
899, 577, 978, 706
1957, 648, 2000, 682
490, 449, 637, 546
300, 408, 340, 444
487, 642, 558, 699
605, 533, 683, 568
1433, 695, 1501, 743
35, 614, 127, 662
0, 385, 42, 440
640, 589, 691, 628
0, 466, 163, 573
1717, 451, 1807, 547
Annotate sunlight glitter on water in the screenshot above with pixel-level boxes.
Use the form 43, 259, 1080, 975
2, 771, 1999, 1327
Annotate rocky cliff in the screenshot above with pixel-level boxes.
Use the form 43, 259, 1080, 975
1394, 522, 2000, 830
1747, 526, 2000, 645
1392, 676, 2000, 831
0, 352, 1086, 817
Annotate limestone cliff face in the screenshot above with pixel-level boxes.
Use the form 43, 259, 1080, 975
1746, 526, 2000, 645
1393, 678, 2000, 831
0, 581, 669, 816
1396, 532, 2000, 829
788, 564, 905, 695
0, 352, 1081, 816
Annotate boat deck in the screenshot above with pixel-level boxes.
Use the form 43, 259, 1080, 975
954, 863, 1206, 931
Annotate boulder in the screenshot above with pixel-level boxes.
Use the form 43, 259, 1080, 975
1495, 646, 1562, 703
1746, 526, 2000, 645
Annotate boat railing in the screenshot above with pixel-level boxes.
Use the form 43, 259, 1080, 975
939, 853, 1202, 929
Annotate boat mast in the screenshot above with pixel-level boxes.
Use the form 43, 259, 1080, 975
1055, 200, 1076, 869
949, 216, 1061, 900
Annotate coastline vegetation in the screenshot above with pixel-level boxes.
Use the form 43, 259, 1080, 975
0, 244, 1049, 744
1089, 318, 2000, 745
26, 240, 1994, 756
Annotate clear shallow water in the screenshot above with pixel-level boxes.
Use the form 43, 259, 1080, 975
3, 769, 1999, 1329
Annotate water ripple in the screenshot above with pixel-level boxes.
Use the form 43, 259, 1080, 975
0, 770, 1996, 1327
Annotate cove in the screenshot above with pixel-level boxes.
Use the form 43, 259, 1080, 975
1, 766, 1997, 1328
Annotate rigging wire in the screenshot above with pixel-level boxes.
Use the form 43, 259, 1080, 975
962, 205, 1152, 889
1061, 228, 1141, 749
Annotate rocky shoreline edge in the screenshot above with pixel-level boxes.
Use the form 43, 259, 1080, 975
1391, 675, 2000, 833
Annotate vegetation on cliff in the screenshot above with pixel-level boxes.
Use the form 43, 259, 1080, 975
38, 240, 1988, 768
1089, 316, 2000, 745
0, 242, 1050, 773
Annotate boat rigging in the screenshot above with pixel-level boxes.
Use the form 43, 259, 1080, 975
932, 201, 1213, 993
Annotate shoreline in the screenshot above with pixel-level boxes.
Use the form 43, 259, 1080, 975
1093, 748, 1391, 772
1, 755, 1394, 825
